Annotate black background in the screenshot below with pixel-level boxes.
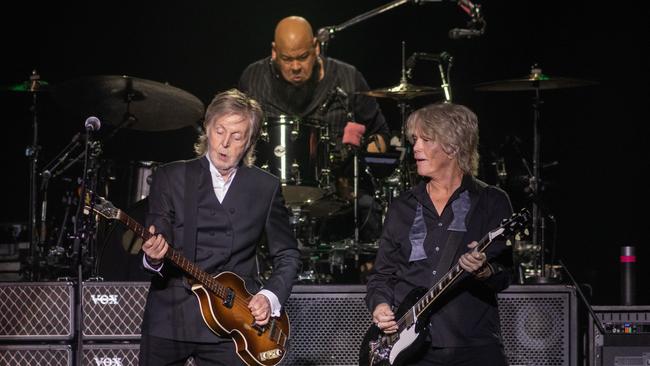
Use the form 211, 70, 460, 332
2, 1, 648, 304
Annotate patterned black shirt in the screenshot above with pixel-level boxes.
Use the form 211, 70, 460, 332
238, 56, 389, 154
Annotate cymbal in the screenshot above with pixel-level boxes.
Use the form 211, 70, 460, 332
53, 75, 204, 131
1, 79, 50, 93
474, 73, 598, 92
358, 82, 442, 100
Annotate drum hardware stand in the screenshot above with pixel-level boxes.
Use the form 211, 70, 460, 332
397, 42, 416, 190
23, 70, 45, 280
102, 76, 143, 142
103, 112, 138, 142
335, 85, 364, 267
353, 143, 360, 246
319, 122, 334, 193
522, 65, 558, 284
438, 55, 453, 102
405, 51, 454, 102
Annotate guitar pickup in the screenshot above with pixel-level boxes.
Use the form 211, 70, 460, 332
223, 288, 235, 308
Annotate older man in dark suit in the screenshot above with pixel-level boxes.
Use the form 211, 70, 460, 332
138, 89, 301, 365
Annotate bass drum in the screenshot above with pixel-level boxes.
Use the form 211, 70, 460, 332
256, 115, 330, 206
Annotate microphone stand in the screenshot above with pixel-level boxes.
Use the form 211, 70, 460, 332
71, 126, 101, 366
38, 133, 83, 251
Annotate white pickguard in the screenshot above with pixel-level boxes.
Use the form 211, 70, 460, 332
389, 314, 419, 365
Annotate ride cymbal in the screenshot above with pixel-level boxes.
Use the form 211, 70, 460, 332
358, 82, 442, 100
53, 75, 204, 131
475, 69, 598, 92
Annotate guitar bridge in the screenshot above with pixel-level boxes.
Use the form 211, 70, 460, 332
223, 288, 235, 308
259, 348, 282, 361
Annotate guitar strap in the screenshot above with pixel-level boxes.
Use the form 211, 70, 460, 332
183, 158, 201, 262
430, 185, 483, 285
430, 230, 464, 285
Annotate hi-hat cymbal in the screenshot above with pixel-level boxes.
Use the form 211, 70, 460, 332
53, 75, 204, 131
358, 82, 442, 100
475, 73, 598, 92
1, 79, 50, 93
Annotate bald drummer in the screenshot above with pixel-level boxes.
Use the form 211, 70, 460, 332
238, 16, 389, 243
240, 16, 387, 152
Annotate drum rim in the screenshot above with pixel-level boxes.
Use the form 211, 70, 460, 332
264, 114, 324, 127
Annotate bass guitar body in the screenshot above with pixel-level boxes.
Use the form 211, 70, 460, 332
190, 271, 290, 366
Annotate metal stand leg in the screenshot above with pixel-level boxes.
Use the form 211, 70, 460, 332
526, 72, 558, 284
25, 71, 44, 281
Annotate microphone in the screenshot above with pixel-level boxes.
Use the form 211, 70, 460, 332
334, 86, 354, 120
316, 26, 334, 44
448, 28, 483, 39
84, 116, 101, 131
318, 88, 339, 114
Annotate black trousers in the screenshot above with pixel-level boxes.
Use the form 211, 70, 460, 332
406, 344, 509, 366
138, 334, 246, 366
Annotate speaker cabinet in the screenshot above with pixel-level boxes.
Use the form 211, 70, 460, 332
281, 285, 370, 365
82, 281, 149, 340
498, 285, 577, 366
82, 344, 195, 366
0, 344, 71, 366
0, 282, 74, 341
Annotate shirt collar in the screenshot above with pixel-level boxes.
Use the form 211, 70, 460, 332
205, 155, 237, 184
413, 174, 479, 207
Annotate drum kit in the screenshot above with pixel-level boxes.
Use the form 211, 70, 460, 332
4, 62, 596, 284
254, 47, 450, 284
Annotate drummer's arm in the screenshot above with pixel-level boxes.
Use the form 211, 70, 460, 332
367, 134, 387, 153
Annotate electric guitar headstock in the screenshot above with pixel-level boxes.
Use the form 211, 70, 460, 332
493, 208, 531, 246
84, 193, 121, 220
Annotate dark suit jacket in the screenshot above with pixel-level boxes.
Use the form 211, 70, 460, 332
141, 157, 301, 342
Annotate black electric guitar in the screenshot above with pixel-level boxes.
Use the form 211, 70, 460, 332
87, 195, 289, 366
359, 209, 530, 366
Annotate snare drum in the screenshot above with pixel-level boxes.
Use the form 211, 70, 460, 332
257, 115, 330, 205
